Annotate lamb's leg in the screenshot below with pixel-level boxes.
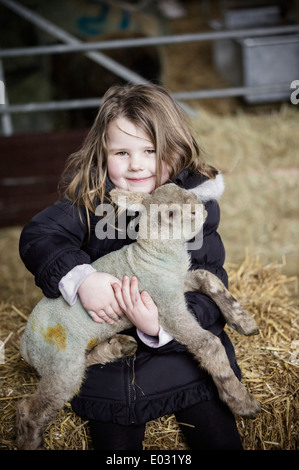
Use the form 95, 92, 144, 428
86, 334, 138, 367
16, 358, 86, 450
161, 305, 260, 418
184, 270, 259, 336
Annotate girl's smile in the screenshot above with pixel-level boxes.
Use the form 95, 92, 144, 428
107, 117, 169, 193
126, 176, 154, 183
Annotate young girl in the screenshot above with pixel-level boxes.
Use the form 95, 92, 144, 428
19, 84, 243, 450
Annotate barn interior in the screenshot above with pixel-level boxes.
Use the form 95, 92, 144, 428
0, 0, 298, 451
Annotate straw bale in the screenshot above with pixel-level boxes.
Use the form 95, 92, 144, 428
0, 252, 298, 450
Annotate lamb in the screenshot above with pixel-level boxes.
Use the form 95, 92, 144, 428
16, 183, 260, 450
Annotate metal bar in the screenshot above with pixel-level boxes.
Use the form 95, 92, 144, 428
0, 0, 148, 84
0, 25, 298, 59
172, 83, 292, 100
0, 0, 195, 115
0, 83, 292, 115
0, 97, 103, 114
0, 60, 13, 135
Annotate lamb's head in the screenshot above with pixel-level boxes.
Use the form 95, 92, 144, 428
110, 183, 207, 244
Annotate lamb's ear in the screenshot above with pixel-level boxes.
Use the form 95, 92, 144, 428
110, 189, 150, 210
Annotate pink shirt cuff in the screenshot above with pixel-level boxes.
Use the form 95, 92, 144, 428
59, 264, 97, 306
137, 327, 173, 348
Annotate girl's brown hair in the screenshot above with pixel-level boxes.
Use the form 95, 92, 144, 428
59, 84, 218, 214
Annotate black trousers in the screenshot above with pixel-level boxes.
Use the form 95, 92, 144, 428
88, 397, 243, 451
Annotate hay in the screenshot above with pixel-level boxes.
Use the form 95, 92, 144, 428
189, 105, 299, 281
0, 253, 298, 450
225, 254, 299, 450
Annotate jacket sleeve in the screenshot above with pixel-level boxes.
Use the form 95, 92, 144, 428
19, 199, 91, 298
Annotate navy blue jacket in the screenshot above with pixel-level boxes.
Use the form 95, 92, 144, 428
19, 170, 241, 425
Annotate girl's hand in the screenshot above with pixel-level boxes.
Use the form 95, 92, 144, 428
78, 272, 123, 324
112, 276, 160, 337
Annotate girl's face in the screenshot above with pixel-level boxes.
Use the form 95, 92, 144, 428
106, 117, 170, 193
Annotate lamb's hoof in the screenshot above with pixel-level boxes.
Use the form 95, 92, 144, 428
116, 334, 138, 357
238, 396, 261, 419
16, 398, 45, 450
229, 310, 259, 336
229, 321, 259, 336
221, 384, 261, 419
86, 335, 138, 367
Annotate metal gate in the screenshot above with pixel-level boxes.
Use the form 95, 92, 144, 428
0, 0, 298, 135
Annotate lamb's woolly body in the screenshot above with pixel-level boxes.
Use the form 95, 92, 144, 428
21, 177, 220, 372
22, 240, 189, 374
17, 180, 260, 450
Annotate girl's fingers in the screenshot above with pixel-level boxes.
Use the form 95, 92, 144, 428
140, 290, 153, 307
104, 306, 119, 323
87, 311, 104, 324
130, 276, 141, 304
121, 276, 133, 310
96, 309, 114, 324
113, 276, 142, 314
111, 298, 124, 318
89, 308, 118, 324
112, 283, 127, 313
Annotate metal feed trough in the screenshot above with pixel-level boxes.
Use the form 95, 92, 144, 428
211, 2, 299, 103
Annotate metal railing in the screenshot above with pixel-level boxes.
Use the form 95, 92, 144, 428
0, 0, 298, 135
